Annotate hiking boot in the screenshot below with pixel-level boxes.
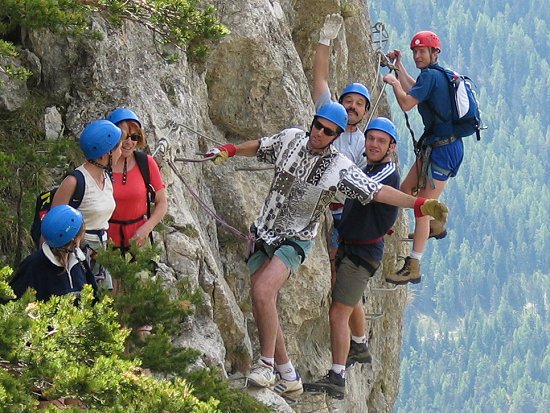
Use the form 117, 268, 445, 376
246, 359, 276, 388
303, 370, 345, 400
346, 341, 372, 367
408, 219, 447, 240
273, 372, 303, 396
385, 257, 421, 285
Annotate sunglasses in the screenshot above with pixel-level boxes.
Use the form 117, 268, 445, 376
126, 134, 141, 142
312, 119, 339, 137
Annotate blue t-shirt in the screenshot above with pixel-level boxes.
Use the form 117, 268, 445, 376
408, 64, 454, 140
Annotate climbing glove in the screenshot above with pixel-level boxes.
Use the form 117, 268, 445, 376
205, 144, 237, 165
413, 197, 448, 225
319, 13, 343, 46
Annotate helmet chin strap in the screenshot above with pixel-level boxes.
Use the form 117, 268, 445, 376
89, 153, 114, 181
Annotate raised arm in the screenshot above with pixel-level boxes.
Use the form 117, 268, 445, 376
387, 49, 416, 91
312, 14, 343, 103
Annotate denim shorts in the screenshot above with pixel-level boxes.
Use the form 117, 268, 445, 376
430, 138, 464, 181
330, 213, 342, 249
247, 239, 315, 275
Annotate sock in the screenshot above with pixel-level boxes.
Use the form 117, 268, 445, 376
410, 250, 423, 261
260, 356, 274, 368
275, 361, 297, 381
351, 335, 366, 344
331, 364, 346, 378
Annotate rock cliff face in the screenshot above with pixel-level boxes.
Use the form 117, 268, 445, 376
4, 0, 412, 411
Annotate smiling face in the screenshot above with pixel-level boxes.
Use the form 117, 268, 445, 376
308, 117, 341, 153
364, 129, 395, 163
340, 92, 368, 127
118, 120, 144, 159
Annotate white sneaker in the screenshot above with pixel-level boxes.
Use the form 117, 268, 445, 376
273, 372, 303, 396
247, 359, 276, 388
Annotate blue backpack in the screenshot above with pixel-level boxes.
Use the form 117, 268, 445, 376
431, 65, 483, 140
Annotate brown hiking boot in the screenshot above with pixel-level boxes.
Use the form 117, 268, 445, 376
385, 257, 421, 285
408, 219, 447, 240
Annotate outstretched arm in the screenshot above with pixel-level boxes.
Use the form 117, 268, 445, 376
374, 185, 448, 223
205, 140, 261, 164
312, 14, 343, 103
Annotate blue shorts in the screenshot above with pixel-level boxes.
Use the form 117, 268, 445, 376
247, 239, 315, 275
429, 138, 464, 181
330, 213, 342, 249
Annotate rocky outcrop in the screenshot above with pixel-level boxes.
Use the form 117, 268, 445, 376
6, 0, 410, 411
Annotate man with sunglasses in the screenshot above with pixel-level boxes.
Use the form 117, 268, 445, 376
313, 13, 372, 283
205, 102, 448, 397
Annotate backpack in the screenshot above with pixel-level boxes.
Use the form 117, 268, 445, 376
30, 170, 86, 249
431, 65, 483, 140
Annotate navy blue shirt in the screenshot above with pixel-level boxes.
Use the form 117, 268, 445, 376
338, 162, 400, 261
10, 248, 88, 301
408, 63, 454, 141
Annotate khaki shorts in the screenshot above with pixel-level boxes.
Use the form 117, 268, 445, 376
332, 255, 379, 307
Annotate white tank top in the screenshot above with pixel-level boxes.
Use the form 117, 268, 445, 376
76, 165, 116, 239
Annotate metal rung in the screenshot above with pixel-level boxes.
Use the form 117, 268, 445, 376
365, 312, 384, 320
371, 285, 400, 292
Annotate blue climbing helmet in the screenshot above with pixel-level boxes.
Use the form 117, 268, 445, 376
365, 117, 398, 143
106, 108, 142, 127
79, 119, 122, 160
315, 102, 348, 133
339, 83, 371, 108
41, 205, 84, 248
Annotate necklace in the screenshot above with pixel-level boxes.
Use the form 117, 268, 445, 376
122, 158, 128, 185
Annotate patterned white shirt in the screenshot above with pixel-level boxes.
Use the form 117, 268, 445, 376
253, 128, 382, 245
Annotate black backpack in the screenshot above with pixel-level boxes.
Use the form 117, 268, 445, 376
30, 170, 86, 249
134, 151, 156, 221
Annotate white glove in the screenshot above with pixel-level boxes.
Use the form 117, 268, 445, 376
319, 13, 343, 46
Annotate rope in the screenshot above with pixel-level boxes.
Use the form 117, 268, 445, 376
166, 157, 253, 244
159, 119, 224, 146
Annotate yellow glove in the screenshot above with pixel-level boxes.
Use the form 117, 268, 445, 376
205, 144, 237, 165
414, 198, 448, 225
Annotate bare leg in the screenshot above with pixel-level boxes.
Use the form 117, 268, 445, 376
400, 159, 447, 254
349, 304, 365, 337
250, 256, 290, 359
329, 301, 354, 365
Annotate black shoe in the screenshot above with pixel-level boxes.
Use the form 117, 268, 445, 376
346, 341, 372, 367
303, 370, 345, 400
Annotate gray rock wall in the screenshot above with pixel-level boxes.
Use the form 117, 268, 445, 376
5, 1, 411, 411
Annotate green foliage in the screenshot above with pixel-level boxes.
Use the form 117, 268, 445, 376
0, 0, 229, 82
0, 260, 266, 412
370, 1, 550, 411
0, 96, 81, 265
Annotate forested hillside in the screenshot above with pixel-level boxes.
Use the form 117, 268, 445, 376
368, 0, 550, 411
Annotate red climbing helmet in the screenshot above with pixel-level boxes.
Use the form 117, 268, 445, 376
410, 31, 441, 52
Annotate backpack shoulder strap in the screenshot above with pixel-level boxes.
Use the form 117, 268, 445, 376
67, 170, 86, 208
134, 151, 150, 186
134, 151, 155, 244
